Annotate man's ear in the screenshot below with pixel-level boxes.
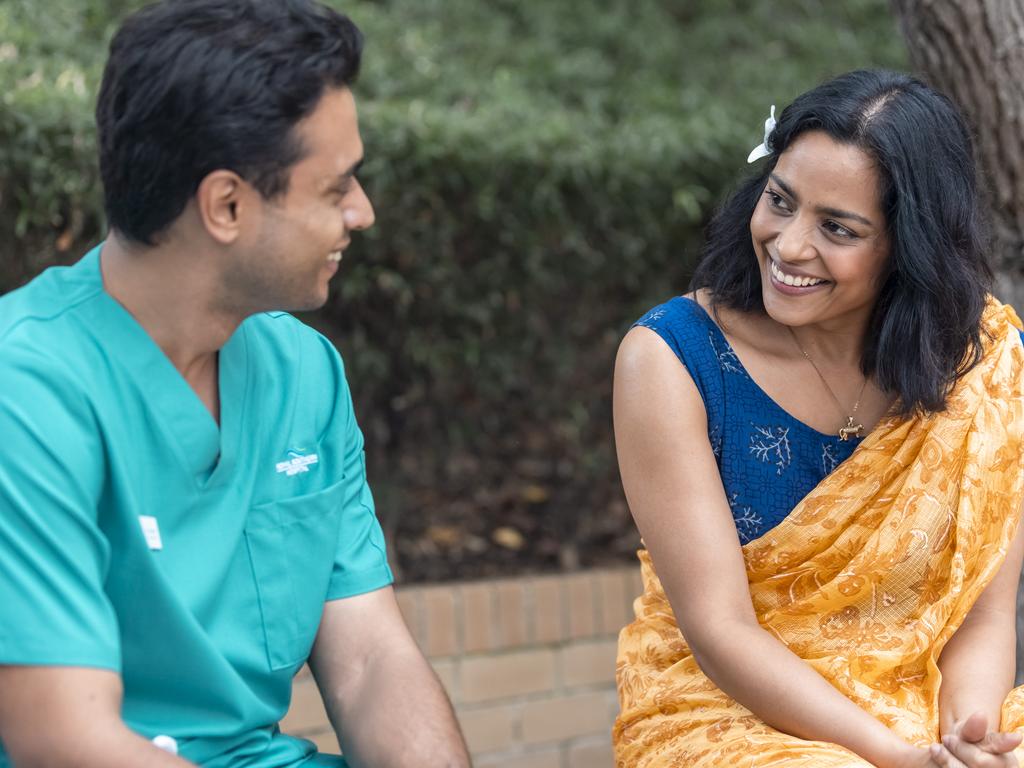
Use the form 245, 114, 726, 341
195, 170, 250, 245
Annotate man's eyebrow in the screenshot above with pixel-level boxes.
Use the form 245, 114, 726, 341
344, 158, 365, 177
768, 172, 873, 227
326, 159, 364, 188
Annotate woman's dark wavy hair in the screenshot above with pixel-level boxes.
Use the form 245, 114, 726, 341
96, 0, 363, 246
690, 69, 991, 416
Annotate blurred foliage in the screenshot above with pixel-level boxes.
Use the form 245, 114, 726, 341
0, 0, 906, 581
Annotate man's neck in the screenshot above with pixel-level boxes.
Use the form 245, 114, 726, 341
98, 232, 243, 378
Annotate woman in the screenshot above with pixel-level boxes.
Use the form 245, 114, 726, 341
612, 70, 1024, 768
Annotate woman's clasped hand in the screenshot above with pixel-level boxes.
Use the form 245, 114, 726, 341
922, 713, 1021, 768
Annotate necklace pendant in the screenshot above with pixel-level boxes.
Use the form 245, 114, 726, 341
838, 416, 863, 442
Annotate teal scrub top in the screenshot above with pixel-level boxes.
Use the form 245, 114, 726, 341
0, 244, 394, 767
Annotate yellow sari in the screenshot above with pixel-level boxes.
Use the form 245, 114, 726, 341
614, 300, 1024, 767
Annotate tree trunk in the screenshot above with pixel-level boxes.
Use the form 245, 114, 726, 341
890, 0, 1024, 681
891, 0, 1024, 307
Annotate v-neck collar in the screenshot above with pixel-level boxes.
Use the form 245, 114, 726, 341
681, 296, 864, 447
77, 244, 249, 487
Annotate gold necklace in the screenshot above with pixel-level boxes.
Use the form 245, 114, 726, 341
787, 326, 869, 441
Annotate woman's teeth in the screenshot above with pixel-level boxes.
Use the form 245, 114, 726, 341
327, 251, 342, 263
770, 259, 826, 287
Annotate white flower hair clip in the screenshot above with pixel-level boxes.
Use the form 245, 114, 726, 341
746, 104, 776, 163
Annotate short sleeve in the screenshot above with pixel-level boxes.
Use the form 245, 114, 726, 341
0, 349, 120, 669
315, 339, 393, 601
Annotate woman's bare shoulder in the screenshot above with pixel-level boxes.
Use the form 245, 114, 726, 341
684, 289, 774, 349
615, 323, 707, 429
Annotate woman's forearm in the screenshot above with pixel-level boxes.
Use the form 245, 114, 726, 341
937, 612, 1016, 735
692, 619, 915, 767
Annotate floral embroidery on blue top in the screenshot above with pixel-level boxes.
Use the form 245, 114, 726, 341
821, 443, 839, 475
728, 492, 763, 545
749, 425, 792, 475
709, 331, 746, 377
632, 296, 864, 543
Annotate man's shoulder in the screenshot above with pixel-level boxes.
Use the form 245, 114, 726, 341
0, 266, 102, 443
242, 312, 355, 442
242, 311, 347, 377
0, 250, 103, 355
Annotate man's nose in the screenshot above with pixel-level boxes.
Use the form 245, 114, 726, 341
344, 180, 375, 232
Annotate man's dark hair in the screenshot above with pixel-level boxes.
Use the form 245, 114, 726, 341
691, 69, 991, 417
96, 0, 363, 245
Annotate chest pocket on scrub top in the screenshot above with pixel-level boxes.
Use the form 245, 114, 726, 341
245, 478, 345, 670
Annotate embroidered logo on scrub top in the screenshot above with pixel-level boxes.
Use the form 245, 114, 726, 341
275, 449, 319, 476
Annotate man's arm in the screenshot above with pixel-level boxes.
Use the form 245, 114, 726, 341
0, 357, 190, 765
0, 666, 195, 767
308, 587, 470, 768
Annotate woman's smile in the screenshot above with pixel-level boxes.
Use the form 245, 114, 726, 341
767, 257, 831, 293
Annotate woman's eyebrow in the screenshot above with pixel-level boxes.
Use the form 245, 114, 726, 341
769, 172, 873, 227
769, 173, 799, 202
818, 205, 872, 227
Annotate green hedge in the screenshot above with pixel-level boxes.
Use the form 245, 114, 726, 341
0, 0, 906, 580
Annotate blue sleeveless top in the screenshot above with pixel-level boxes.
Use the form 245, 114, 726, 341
635, 296, 863, 544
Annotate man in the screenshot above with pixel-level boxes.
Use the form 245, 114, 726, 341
0, 1, 470, 766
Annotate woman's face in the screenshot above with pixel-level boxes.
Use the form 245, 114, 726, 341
749, 130, 891, 332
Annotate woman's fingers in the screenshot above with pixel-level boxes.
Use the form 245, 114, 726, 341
980, 731, 1023, 754
958, 713, 991, 744
943, 733, 1019, 767
931, 742, 970, 768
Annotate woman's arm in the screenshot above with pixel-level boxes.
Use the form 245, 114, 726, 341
614, 327, 932, 768
937, 504, 1024, 736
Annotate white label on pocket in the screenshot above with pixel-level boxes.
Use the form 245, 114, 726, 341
139, 515, 163, 550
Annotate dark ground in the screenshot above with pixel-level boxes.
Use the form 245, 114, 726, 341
382, 465, 642, 584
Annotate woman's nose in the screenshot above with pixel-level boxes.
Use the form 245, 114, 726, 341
775, 218, 816, 263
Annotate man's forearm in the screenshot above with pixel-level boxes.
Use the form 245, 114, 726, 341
8, 724, 196, 768
938, 613, 1016, 734
0, 666, 197, 768
322, 646, 469, 768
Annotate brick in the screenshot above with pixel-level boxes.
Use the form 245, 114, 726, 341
568, 739, 614, 768
530, 576, 565, 644
461, 649, 557, 703
597, 569, 630, 635
431, 659, 458, 700
476, 749, 562, 768
567, 573, 596, 639
495, 579, 527, 648
309, 729, 341, 753
422, 586, 458, 658
560, 638, 618, 688
396, 588, 424, 648
281, 677, 330, 734
521, 691, 610, 745
461, 582, 497, 653
457, 702, 521, 753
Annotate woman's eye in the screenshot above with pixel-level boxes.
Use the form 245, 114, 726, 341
824, 220, 856, 239
764, 190, 790, 212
